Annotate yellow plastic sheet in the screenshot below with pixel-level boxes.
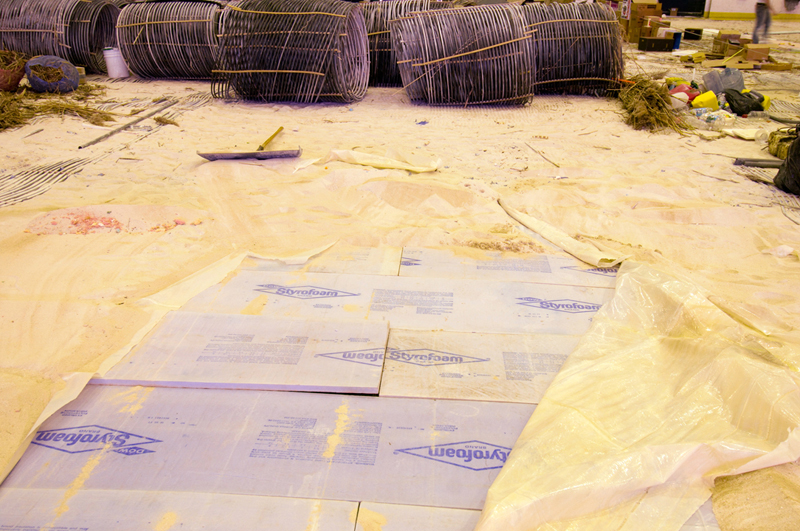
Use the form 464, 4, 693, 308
498, 199, 627, 268
322, 150, 441, 173
476, 261, 800, 531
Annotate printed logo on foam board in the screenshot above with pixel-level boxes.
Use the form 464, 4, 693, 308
315, 348, 386, 367
396, 440, 510, 471
516, 298, 601, 313
561, 266, 619, 277
387, 349, 489, 367
32, 425, 161, 455
254, 284, 359, 299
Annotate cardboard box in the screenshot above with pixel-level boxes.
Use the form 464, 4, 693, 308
656, 27, 677, 38
646, 19, 670, 37
679, 51, 706, 63
725, 42, 744, 58
621, 0, 661, 20
684, 28, 703, 40
717, 29, 741, 40
712, 30, 740, 53
702, 59, 755, 70
757, 58, 792, 71
627, 18, 644, 43
632, 1, 662, 18
745, 44, 770, 62
638, 37, 674, 52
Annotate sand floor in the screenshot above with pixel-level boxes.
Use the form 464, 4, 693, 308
2, 16, 800, 530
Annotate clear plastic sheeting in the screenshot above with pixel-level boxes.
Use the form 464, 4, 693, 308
475, 261, 800, 531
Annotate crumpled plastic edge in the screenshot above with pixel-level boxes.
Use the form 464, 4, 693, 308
474, 260, 800, 531
498, 198, 629, 267
1, 250, 261, 483
322, 149, 440, 173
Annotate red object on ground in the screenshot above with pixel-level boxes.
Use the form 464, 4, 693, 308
670, 84, 700, 102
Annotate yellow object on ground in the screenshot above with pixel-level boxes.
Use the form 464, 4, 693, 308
476, 261, 800, 531
692, 90, 720, 110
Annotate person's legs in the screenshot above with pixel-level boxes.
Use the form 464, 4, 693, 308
754, 3, 767, 43
765, 8, 772, 41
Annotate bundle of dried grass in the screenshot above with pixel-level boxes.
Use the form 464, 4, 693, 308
0, 83, 112, 131
618, 75, 686, 132
0, 49, 28, 71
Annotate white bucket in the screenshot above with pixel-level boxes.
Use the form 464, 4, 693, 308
103, 47, 129, 79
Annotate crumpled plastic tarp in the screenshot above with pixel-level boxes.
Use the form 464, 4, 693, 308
475, 260, 800, 531
322, 149, 441, 173
498, 199, 628, 268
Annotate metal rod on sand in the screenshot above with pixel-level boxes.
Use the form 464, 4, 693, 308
78, 100, 178, 149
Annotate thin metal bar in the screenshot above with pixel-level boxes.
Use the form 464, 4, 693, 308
78, 100, 177, 149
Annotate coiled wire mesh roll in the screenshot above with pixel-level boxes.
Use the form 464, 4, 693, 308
523, 2, 623, 96
67, 0, 120, 73
212, 0, 368, 103
390, 4, 534, 106
116, 0, 221, 79
0, 0, 119, 73
364, 0, 452, 87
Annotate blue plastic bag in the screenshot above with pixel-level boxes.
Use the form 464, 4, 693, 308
25, 56, 79, 93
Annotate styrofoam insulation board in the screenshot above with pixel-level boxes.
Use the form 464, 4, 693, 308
380, 329, 582, 404
0, 488, 357, 530
243, 245, 402, 276
94, 312, 388, 394
353, 500, 719, 531
681, 500, 721, 531
400, 248, 617, 289
5, 386, 535, 510
356, 502, 480, 531
181, 271, 613, 336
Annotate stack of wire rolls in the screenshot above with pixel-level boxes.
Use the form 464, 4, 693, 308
116, 0, 221, 79
523, 2, 624, 96
0, 0, 119, 73
364, 0, 452, 87
212, 0, 368, 103
390, 4, 534, 105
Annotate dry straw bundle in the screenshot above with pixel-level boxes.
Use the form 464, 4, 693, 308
0, 83, 111, 131
212, 0, 369, 103
390, 4, 534, 105
618, 75, 685, 132
0, 0, 119, 73
364, 0, 452, 87
117, 0, 221, 79
522, 2, 623, 96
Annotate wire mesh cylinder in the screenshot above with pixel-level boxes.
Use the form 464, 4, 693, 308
212, 0, 369, 103
0, 0, 119, 73
66, 0, 120, 73
0, 0, 79, 59
116, 0, 220, 79
364, 0, 452, 87
390, 4, 534, 106
523, 2, 624, 96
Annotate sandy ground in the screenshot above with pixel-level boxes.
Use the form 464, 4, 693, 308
2, 16, 800, 528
